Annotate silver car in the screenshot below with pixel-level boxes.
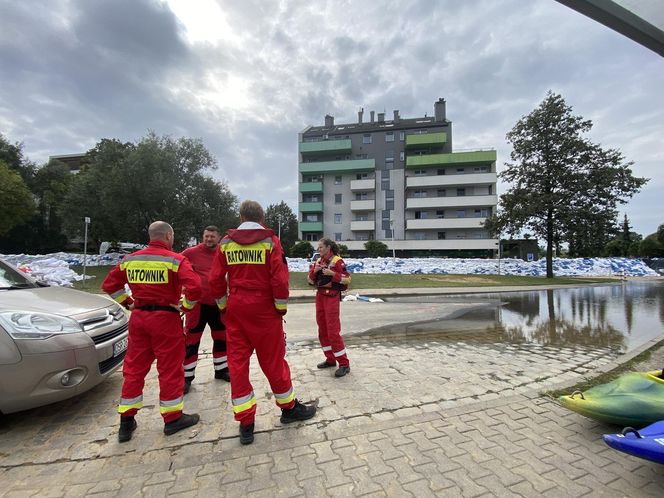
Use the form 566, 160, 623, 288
0, 258, 129, 414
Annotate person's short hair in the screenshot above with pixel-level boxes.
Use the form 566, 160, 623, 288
203, 225, 219, 234
148, 221, 173, 241
240, 200, 264, 223
319, 237, 339, 255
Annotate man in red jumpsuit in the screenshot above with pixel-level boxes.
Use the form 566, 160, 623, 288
102, 221, 202, 443
308, 238, 351, 377
209, 200, 316, 445
181, 225, 229, 393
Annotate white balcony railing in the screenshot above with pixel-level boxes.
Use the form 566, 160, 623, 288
406, 218, 485, 230
350, 178, 376, 191
405, 195, 497, 209
350, 199, 376, 211
406, 172, 496, 189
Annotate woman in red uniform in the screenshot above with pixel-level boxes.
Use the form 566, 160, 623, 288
307, 238, 351, 378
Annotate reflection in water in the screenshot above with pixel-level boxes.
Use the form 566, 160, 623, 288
389, 281, 664, 354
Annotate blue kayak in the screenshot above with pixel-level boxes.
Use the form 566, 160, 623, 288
603, 421, 664, 465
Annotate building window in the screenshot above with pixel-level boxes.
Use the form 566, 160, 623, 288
335, 232, 342, 241
437, 168, 445, 175
356, 214, 368, 221
456, 232, 466, 239
457, 210, 466, 218
305, 233, 319, 241
334, 176, 342, 185
437, 189, 446, 197
355, 192, 368, 200
473, 166, 489, 173
456, 188, 466, 197
334, 213, 342, 224
335, 193, 342, 204
385, 150, 394, 163
355, 153, 368, 159
414, 190, 427, 198
385, 131, 394, 142
363, 134, 372, 144
456, 168, 465, 174
385, 189, 394, 199
386, 200, 394, 210
415, 232, 426, 240
414, 169, 427, 176
304, 194, 320, 202
438, 232, 446, 240
305, 214, 319, 222
399, 131, 405, 141
415, 211, 422, 219
474, 208, 489, 218
436, 210, 445, 219
400, 151, 405, 161
356, 172, 368, 180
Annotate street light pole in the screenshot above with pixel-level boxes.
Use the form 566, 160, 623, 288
277, 214, 283, 239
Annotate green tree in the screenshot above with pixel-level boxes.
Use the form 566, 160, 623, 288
657, 224, 664, 246
0, 160, 35, 236
640, 238, 664, 257
364, 240, 388, 257
290, 240, 314, 258
487, 92, 648, 277
337, 244, 349, 257
0, 133, 35, 182
265, 202, 298, 255
60, 133, 239, 249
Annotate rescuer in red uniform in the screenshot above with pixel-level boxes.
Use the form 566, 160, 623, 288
181, 225, 229, 393
102, 221, 202, 442
308, 238, 351, 378
209, 200, 316, 445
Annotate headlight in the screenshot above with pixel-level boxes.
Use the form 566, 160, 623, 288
0, 311, 84, 340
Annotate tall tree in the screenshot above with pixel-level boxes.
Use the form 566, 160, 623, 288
265, 202, 298, 255
0, 160, 35, 236
60, 133, 239, 249
486, 92, 648, 277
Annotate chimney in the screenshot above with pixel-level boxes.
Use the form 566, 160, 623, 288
434, 98, 446, 122
324, 114, 334, 127
370, 110, 375, 123
377, 112, 385, 123
393, 110, 400, 123
358, 107, 364, 124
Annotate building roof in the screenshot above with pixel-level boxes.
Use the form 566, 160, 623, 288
303, 117, 450, 136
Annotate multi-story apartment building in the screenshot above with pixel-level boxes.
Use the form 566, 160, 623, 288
298, 98, 498, 256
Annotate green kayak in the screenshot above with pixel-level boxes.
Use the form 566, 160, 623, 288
559, 371, 664, 427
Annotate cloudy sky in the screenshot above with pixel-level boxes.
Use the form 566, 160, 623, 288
1, 0, 662, 236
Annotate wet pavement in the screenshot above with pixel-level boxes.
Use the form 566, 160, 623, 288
1, 281, 664, 496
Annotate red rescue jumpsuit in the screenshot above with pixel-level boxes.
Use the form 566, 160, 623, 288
209, 222, 296, 426
102, 240, 202, 423
308, 255, 351, 367
181, 243, 227, 381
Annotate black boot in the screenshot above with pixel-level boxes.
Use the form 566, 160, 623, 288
317, 360, 336, 369
215, 369, 231, 382
335, 366, 351, 378
164, 413, 200, 435
239, 423, 255, 445
118, 416, 137, 443
183, 379, 192, 394
280, 399, 317, 424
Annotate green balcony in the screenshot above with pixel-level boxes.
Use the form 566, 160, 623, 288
299, 221, 323, 232
299, 202, 323, 213
299, 182, 323, 193
299, 139, 352, 156
406, 150, 496, 169
405, 132, 447, 149
299, 158, 375, 174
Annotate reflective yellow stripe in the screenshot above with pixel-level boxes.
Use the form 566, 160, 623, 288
160, 402, 184, 414
112, 291, 130, 303
221, 241, 273, 266
274, 388, 295, 406
232, 392, 256, 414
118, 396, 143, 414
181, 296, 197, 310
274, 299, 287, 311
216, 295, 227, 310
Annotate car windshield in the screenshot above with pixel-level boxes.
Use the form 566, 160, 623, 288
0, 260, 37, 290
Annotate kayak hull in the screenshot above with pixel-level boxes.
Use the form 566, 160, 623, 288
603, 421, 664, 465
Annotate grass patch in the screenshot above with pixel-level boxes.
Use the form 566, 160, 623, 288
72, 265, 613, 294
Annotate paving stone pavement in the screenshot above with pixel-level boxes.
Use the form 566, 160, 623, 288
1, 290, 664, 497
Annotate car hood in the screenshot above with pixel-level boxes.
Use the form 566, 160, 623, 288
0, 287, 116, 317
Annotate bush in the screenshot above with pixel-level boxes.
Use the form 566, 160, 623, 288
337, 244, 349, 257
640, 238, 664, 257
290, 240, 314, 258
364, 240, 388, 257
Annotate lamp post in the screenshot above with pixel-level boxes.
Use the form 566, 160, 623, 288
277, 214, 283, 239
389, 219, 396, 259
